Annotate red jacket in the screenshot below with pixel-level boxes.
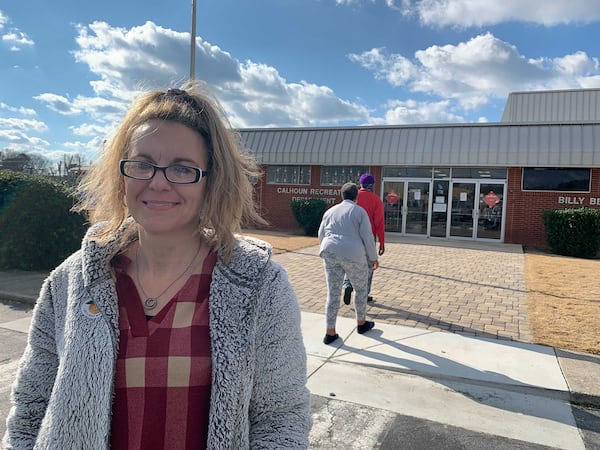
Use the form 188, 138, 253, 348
357, 188, 385, 245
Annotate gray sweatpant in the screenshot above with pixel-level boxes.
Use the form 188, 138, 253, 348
321, 251, 370, 329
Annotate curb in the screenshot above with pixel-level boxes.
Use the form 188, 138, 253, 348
0, 291, 36, 307
570, 393, 600, 409
319, 357, 573, 402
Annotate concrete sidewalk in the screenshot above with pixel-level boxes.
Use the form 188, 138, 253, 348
303, 311, 584, 449
273, 236, 600, 411
0, 235, 599, 413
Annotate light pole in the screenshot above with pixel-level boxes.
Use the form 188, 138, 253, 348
190, 0, 197, 82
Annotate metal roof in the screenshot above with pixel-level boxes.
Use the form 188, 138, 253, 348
501, 89, 600, 123
239, 122, 600, 168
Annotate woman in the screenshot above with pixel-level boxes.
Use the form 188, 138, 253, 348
342, 173, 386, 305
318, 182, 379, 345
3, 85, 311, 449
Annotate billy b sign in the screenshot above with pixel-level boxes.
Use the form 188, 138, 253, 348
558, 196, 600, 206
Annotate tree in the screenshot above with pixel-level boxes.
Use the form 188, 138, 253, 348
0, 170, 88, 269
28, 154, 50, 174
0, 151, 31, 172
0, 148, 19, 160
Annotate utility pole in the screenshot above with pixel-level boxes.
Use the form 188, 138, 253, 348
190, 0, 197, 82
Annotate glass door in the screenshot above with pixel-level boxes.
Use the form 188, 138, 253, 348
405, 181, 430, 235
450, 182, 476, 238
383, 180, 431, 234
383, 178, 505, 240
383, 181, 403, 233
476, 183, 505, 240
430, 181, 449, 237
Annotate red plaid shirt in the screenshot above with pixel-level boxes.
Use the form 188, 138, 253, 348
110, 250, 216, 449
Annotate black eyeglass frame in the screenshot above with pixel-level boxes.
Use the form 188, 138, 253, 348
119, 159, 209, 184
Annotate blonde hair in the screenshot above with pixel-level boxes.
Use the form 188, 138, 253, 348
75, 82, 266, 261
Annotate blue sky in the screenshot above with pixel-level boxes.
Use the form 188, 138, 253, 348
1, 0, 600, 165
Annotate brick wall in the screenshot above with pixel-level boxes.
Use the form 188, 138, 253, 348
255, 166, 383, 231
504, 167, 600, 248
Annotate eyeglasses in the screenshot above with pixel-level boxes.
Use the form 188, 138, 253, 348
119, 160, 209, 184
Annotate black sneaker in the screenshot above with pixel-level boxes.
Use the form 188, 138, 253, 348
343, 286, 353, 305
367, 296, 374, 303
323, 333, 339, 345
357, 321, 375, 334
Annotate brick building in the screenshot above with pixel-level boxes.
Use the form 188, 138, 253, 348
240, 89, 600, 248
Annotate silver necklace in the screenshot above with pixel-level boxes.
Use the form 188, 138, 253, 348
136, 244, 202, 310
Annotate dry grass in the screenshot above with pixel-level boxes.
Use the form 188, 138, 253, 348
524, 250, 600, 355
244, 230, 600, 355
243, 229, 320, 254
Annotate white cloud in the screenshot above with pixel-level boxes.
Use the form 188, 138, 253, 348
72, 21, 241, 99
335, 0, 370, 5
0, 101, 48, 154
63, 137, 104, 155
0, 11, 34, 50
2, 31, 34, 49
401, 0, 600, 27
34, 93, 82, 115
0, 10, 7, 31
39, 144, 102, 166
370, 99, 466, 125
348, 48, 417, 86
31, 93, 126, 145
7, 19, 369, 162
0, 117, 47, 133
71, 96, 128, 125
217, 62, 369, 127
67, 21, 368, 128
579, 75, 600, 88
0, 102, 36, 116
70, 123, 111, 137
553, 51, 599, 76
350, 33, 600, 113
0, 128, 49, 150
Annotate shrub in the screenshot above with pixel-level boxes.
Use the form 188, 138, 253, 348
291, 198, 327, 236
0, 170, 88, 270
542, 207, 600, 259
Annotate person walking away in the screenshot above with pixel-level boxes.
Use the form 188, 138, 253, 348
3, 83, 311, 449
343, 173, 385, 305
319, 182, 379, 345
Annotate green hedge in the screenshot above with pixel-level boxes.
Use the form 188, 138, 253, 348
0, 170, 88, 270
291, 198, 327, 236
542, 207, 600, 259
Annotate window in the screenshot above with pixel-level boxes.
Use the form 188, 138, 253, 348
452, 167, 507, 179
266, 165, 310, 184
381, 167, 507, 179
433, 168, 450, 179
383, 167, 433, 178
522, 168, 590, 192
320, 166, 369, 186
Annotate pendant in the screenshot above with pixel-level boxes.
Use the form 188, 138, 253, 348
144, 297, 158, 310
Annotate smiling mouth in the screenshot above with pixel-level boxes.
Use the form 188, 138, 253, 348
143, 200, 179, 208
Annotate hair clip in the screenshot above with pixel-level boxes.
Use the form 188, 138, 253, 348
163, 88, 203, 113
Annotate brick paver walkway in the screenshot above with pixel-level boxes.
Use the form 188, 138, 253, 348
273, 236, 531, 342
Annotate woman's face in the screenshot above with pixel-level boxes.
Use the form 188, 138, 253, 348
123, 119, 209, 238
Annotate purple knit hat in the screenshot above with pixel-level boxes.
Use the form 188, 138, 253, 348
359, 173, 375, 186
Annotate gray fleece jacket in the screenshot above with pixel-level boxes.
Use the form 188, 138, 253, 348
3, 220, 311, 449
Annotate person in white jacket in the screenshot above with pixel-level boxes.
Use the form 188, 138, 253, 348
3, 83, 311, 449
318, 182, 379, 345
